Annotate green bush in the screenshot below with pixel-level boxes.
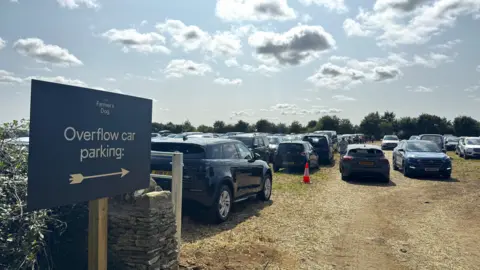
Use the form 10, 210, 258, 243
0, 120, 65, 269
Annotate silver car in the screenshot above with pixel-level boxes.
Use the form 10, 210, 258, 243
339, 144, 390, 182
457, 137, 480, 159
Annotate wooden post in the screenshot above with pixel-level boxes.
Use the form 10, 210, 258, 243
88, 198, 108, 270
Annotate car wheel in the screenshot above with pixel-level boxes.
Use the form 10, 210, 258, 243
210, 185, 232, 224
273, 164, 280, 172
383, 176, 390, 183
392, 157, 398, 170
402, 161, 411, 178
441, 173, 451, 180
341, 172, 349, 181
464, 154, 469, 160
258, 174, 272, 201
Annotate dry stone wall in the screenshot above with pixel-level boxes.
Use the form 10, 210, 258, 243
108, 180, 178, 270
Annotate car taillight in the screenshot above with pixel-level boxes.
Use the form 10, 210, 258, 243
343, 155, 353, 161
379, 157, 389, 163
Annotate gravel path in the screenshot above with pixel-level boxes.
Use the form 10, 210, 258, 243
180, 152, 480, 269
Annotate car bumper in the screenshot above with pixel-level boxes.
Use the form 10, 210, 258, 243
152, 176, 216, 207
406, 164, 452, 175
381, 144, 397, 150
342, 166, 390, 179
465, 151, 480, 158
445, 144, 457, 150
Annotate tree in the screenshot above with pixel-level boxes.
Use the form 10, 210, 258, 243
453, 116, 480, 136
197, 124, 213, 133
315, 115, 340, 131
338, 119, 354, 134
359, 112, 382, 138
213, 121, 226, 133
234, 120, 250, 132
289, 121, 303, 134
255, 119, 274, 133
396, 117, 418, 139
306, 120, 317, 131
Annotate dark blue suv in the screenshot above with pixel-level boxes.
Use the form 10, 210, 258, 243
151, 138, 272, 223
392, 140, 452, 179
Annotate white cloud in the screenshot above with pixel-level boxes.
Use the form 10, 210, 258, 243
156, 19, 242, 57
343, 18, 372, 37
105, 77, 116, 82
476, 65, 480, 72
56, 0, 99, 9
140, 20, 148, 26
298, 0, 348, 13
25, 76, 88, 87
13, 38, 83, 67
230, 110, 254, 118
408, 86, 434, 92
163, 59, 212, 78
332, 94, 356, 101
241, 64, 280, 76
248, 25, 336, 66
413, 52, 453, 68
101, 29, 170, 54
345, 0, 480, 47
216, 0, 297, 21
464, 85, 479, 92
301, 14, 313, 23
225, 58, 239, 67
0, 70, 24, 84
213, 77, 243, 85
0, 38, 5, 50
431, 39, 462, 50
25, 66, 53, 72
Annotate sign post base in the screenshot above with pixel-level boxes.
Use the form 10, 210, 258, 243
88, 198, 108, 270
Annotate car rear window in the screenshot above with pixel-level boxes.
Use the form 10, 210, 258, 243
303, 136, 328, 147
383, 136, 398, 140
348, 148, 384, 157
420, 135, 443, 144
278, 143, 304, 153
151, 142, 205, 158
230, 136, 254, 147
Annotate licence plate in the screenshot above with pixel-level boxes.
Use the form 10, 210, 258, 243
285, 162, 294, 165
425, 168, 439, 172
152, 170, 172, 176
359, 161, 374, 166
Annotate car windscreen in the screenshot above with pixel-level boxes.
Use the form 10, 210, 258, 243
420, 135, 443, 145
151, 142, 205, 158
466, 138, 480, 145
268, 137, 281, 144
446, 137, 459, 142
230, 137, 254, 147
277, 143, 304, 153
384, 136, 398, 140
303, 136, 328, 148
348, 148, 384, 157
406, 141, 441, 152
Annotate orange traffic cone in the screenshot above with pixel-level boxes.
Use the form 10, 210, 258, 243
303, 162, 311, 184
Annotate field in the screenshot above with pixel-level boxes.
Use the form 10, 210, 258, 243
179, 147, 480, 270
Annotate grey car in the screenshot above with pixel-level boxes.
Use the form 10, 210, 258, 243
339, 144, 390, 182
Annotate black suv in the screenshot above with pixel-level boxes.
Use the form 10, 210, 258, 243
301, 134, 334, 164
151, 138, 272, 223
229, 133, 271, 163
273, 141, 320, 172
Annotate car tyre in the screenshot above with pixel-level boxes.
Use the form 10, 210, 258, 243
402, 161, 412, 178
341, 173, 349, 181
210, 185, 232, 224
392, 157, 399, 170
258, 174, 272, 201
441, 173, 451, 180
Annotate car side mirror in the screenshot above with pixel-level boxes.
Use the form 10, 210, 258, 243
398, 149, 404, 152
442, 149, 446, 153
252, 144, 258, 148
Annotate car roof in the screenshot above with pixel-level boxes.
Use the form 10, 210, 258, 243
347, 144, 382, 150
151, 137, 233, 146
419, 134, 443, 137
229, 133, 265, 138
279, 141, 306, 144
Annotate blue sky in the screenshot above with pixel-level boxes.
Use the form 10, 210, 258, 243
1, 0, 479, 126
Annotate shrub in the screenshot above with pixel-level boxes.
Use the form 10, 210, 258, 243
0, 120, 65, 269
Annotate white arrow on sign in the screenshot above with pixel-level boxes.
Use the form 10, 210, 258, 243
69, 168, 129, 184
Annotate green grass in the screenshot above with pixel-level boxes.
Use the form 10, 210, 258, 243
272, 168, 330, 194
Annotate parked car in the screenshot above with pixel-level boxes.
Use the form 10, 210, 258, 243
313, 130, 338, 152
272, 141, 319, 172
409, 135, 419, 140
444, 136, 460, 151
150, 138, 272, 223
381, 135, 400, 150
301, 134, 334, 164
392, 140, 452, 179
229, 133, 271, 162
419, 134, 446, 152
339, 144, 390, 182
267, 136, 283, 163
456, 137, 480, 159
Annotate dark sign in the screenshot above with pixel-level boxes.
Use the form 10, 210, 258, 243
27, 80, 152, 211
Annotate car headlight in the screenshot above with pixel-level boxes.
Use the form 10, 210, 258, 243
466, 148, 474, 152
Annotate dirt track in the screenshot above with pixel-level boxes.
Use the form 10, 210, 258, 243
180, 152, 480, 269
